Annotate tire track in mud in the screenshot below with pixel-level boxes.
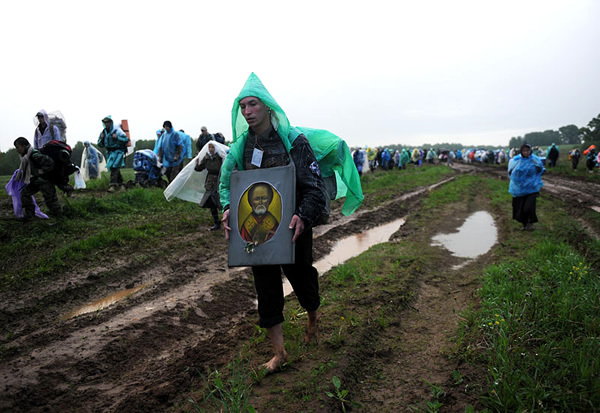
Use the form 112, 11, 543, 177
0, 176, 456, 412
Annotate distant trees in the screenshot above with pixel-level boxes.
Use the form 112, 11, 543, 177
509, 126, 579, 149
0, 148, 20, 176
580, 113, 600, 145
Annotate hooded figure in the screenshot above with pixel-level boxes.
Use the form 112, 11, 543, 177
220, 72, 363, 218
508, 143, 545, 230
154, 129, 164, 154
219, 73, 362, 373
546, 143, 560, 167
399, 148, 410, 169
97, 115, 129, 190
81, 141, 106, 181
33, 110, 62, 149
158, 121, 184, 182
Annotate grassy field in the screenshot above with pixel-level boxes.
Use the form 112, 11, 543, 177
2, 163, 599, 411
0, 168, 212, 289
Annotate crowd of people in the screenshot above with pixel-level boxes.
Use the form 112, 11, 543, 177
351, 143, 600, 174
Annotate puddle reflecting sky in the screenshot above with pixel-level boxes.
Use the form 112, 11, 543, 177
284, 218, 406, 296
61, 284, 148, 320
431, 211, 497, 258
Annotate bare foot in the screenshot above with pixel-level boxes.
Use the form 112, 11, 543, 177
304, 312, 319, 344
262, 352, 287, 374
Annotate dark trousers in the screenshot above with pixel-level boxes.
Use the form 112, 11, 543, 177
251, 228, 320, 328
512, 193, 538, 225
165, 164, 183, 183
210, 207, 219, 225
110, 168, 123, 187
21, 178, 61, 218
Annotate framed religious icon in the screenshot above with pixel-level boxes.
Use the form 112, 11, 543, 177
228, 163, 296, 267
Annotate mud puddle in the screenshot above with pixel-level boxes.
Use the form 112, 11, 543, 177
60, 284, 149, 320
431, 211, 497, 268
284, 218, 406, 296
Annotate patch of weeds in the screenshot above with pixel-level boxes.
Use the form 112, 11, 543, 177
189, 357, 257, 413
326, 324, 346, 349
324, 376, 362, 412
409, 381, 446, 412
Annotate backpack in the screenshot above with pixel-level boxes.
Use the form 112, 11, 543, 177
47, 112, 67, 143
549, 146, 558, 159
40, 140, 78, 185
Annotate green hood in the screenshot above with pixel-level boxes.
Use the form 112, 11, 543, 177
221, 73, 363, 216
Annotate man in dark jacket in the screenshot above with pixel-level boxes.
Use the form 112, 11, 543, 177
196, 126, 213, 154
14, 137, 62, 220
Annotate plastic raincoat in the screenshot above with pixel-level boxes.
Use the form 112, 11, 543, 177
97, 116, 129, 169
179, 131, 193, 159
164, 141, 229, 203
399, 149, 410, 167
159, 128, 184, 167
154, 129, 164, 154
219, 72, 363, 217
33, 109, 62, 149
80, 141, 107, 181
508, 153, 545, 197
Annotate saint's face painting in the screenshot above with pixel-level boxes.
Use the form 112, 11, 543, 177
238, 182, 282, 245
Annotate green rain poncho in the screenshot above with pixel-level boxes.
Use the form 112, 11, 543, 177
219, 73, 363, 216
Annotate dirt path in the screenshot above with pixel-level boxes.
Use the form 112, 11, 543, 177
1, 165, 596, 412
0, 176, 450, 412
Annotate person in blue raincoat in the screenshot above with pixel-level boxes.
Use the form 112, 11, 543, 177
157, 120, 184, 183
154, 129, 164, 154
508, 143, 545, 230
178, 129, 193, 163
98, 116, 129, 191
82, 141, 101, 180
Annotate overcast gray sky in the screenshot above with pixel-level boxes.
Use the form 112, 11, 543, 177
1, 0, 598, 152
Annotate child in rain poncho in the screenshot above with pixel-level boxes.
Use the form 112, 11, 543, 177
508, 143, 545, 230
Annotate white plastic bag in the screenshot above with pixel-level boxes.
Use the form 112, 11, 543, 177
74, 170, 86, 189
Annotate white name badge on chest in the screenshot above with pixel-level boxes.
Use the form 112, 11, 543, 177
251, 148, 264, 167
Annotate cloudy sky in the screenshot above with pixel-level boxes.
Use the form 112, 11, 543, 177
1, 0, 598, 152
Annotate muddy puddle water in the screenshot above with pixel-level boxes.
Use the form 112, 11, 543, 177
431, 211, 497, 260
61, 284, 148, 320
283, 218, 406, 296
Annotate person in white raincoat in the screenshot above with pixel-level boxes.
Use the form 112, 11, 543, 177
33, 110, 62, 149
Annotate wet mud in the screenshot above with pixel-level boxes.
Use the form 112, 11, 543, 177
0, 165, 596, 412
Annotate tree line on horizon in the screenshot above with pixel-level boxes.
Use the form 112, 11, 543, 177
508, 113, 600, 149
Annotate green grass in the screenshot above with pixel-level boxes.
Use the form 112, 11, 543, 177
456, 184, 600, 411
467, 242, 600, 411
357, 165, 456, 208
0, 182, 210, 289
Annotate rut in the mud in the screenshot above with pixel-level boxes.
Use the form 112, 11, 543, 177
0, 177, 438, 412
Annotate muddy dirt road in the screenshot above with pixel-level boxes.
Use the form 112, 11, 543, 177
1, 164, 598, 412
